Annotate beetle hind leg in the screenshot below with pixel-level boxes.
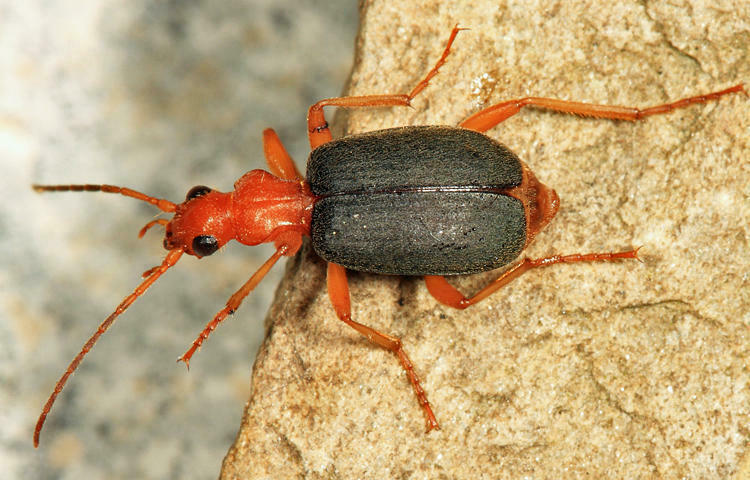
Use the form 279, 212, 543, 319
459, 84, 745, 133
326, 262, 440, 432
425, 248, 641, 309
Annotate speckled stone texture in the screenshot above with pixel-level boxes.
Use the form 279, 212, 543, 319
2, 2, 355, 479
221, 1, 749, 479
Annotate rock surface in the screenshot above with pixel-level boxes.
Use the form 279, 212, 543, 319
2, 2, 355, 479
221, 1, 749, 479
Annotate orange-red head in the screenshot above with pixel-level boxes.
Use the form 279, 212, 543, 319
163, 186, 235, 257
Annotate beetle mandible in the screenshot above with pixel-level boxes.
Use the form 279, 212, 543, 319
31, 25, 745, 446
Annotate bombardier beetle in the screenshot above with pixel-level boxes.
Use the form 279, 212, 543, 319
32, 26, 745, 446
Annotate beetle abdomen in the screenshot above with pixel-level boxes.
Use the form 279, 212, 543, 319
311, 191, 525, 275
307, 125, 527, 275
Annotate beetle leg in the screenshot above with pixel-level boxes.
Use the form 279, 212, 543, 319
178, 244, 292, 368
263, 128, 303, 180
327, 262, 440, 432
307, 25, 465, 149
425, 248, 641, 309
459, 84, 745, 133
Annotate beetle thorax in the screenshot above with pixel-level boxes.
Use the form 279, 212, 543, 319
229, 169, 315, 247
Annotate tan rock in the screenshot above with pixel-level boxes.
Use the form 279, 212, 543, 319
222, 1, 749, 478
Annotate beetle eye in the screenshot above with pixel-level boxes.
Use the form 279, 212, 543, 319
192, 235, 219, 257
186, 185, 212, 201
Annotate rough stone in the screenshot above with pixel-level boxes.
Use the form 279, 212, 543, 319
221, 1, 749, 479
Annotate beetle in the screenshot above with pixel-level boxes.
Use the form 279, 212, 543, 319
31, 25, 744, 446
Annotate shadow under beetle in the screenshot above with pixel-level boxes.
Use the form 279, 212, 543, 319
32, 26, 745, 446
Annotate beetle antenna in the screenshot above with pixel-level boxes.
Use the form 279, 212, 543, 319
33, 248, 184, 448
32, 184, 177, 213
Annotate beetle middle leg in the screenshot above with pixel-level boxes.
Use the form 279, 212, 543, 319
307, 25, 465, 149
459, 84, 745, 133
326, 262, 440, 432
424, 249, 641, 309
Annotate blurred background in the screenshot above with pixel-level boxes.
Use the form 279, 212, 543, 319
0, 1, 357, 478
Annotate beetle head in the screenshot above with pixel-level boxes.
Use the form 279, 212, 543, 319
163, 185, 235, 258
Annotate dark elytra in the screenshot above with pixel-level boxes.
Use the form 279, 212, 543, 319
308, 126, 527, 275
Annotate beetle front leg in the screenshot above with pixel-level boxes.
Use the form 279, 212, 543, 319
178, 242, 296, 368
326, 262, 440, 432
262, 128, 303, 181
425, 249, 641, 309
